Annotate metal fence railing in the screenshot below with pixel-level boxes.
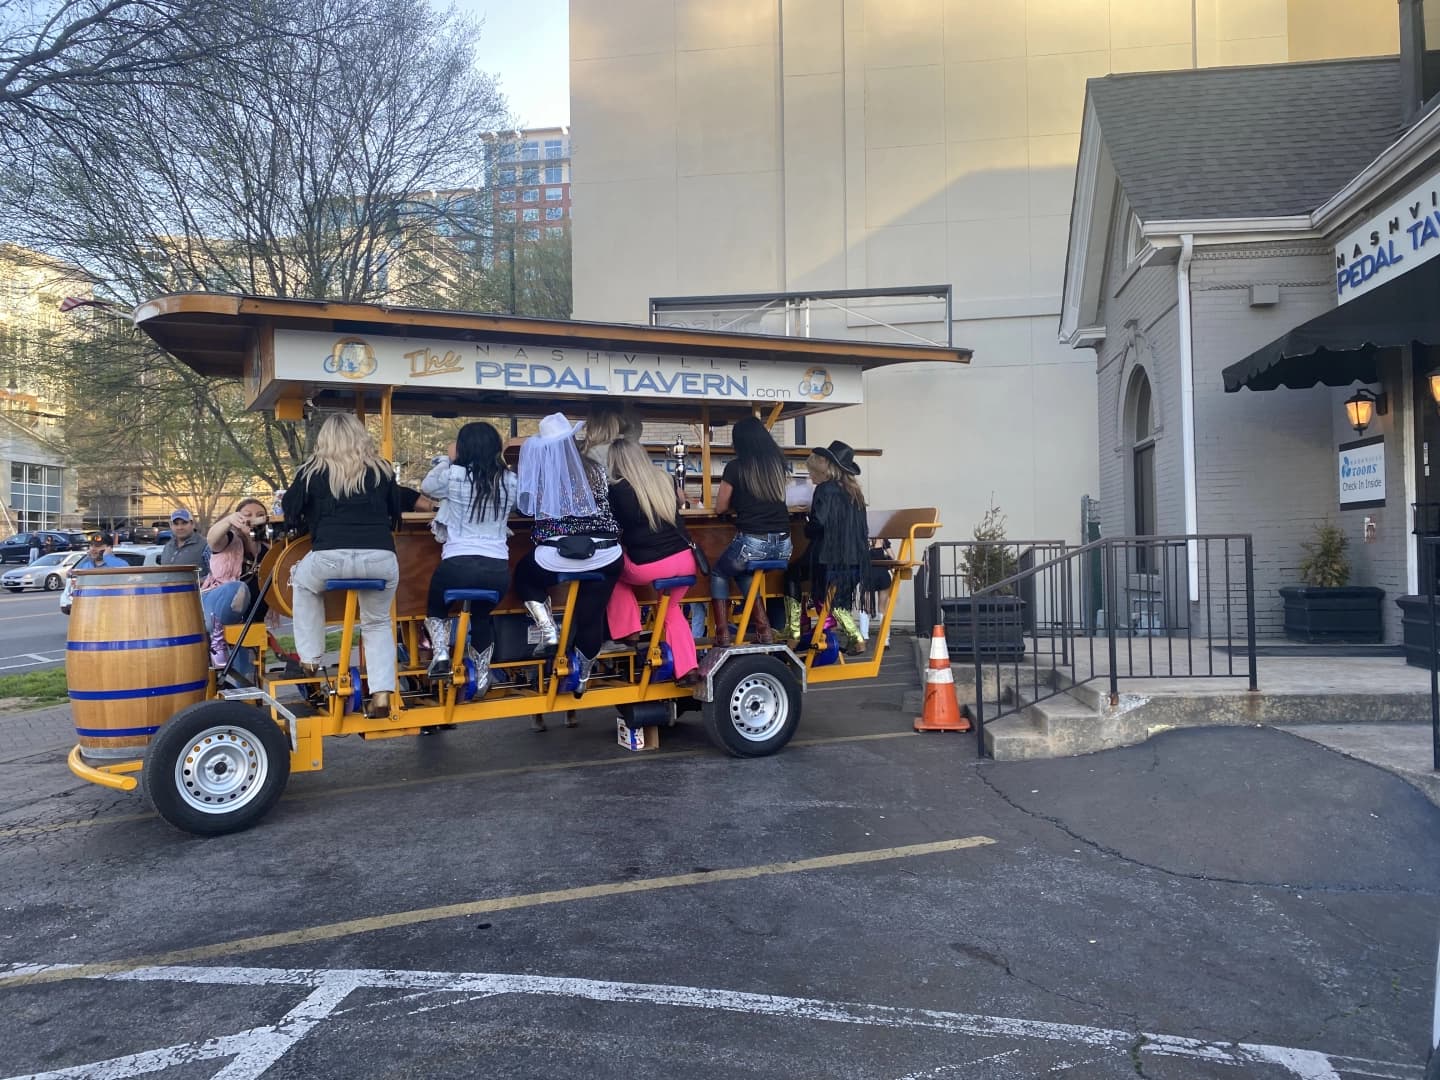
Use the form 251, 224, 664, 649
920, 535, 1258, 757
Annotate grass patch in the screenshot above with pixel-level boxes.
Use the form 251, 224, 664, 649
274, 630, 343, 655
0, 667, 70, 711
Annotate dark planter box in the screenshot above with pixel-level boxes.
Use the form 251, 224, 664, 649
940, 596, 1026, 659
1279, 585, 1384, 644
1397, 594, 1440, 667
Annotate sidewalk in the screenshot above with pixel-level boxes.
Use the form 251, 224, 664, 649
1281, 722, 1440, 806
0, 702, 74, 764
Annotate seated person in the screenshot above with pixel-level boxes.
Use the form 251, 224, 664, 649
419, 421, 518, 695
75, 532, 127, 569
605, 437, 701, 688
399, 485, 438, 513
201, 498, 271, 678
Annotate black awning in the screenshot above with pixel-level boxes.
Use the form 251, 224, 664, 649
1222, 253, 1440, 392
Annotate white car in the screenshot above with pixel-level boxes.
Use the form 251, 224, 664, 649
2, 551, 85, 593
60, 544, 165, 615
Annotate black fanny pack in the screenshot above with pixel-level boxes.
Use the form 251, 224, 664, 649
543, 536, 618, 560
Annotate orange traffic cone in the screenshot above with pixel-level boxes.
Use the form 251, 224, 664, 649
915, 625, 971, 733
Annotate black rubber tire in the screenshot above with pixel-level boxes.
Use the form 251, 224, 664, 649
3, 586, 19, 593
701, 653, 801, 758
43, 574, 61, 591
142, 700, 290, 836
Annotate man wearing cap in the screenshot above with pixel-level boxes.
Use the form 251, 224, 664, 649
160, 508, 209, 575
75, 533, 127, 569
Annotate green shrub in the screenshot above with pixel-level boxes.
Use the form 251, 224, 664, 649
963, 502, 1018, 594
1298, 522, 1350, 588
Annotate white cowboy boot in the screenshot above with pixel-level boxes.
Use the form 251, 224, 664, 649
466, 643, 494, 697
424, 616, 451, 677
525, 600, 559, 655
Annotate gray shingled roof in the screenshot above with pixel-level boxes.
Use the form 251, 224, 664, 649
1089, 57, 1405, 221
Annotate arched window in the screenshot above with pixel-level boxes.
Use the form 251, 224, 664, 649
1129, 370, 1156, 568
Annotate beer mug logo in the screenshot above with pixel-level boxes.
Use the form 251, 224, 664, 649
324, 337, 377, 379
798, 366, 834, 400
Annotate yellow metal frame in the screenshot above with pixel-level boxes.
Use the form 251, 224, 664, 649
66, 518, 941, 791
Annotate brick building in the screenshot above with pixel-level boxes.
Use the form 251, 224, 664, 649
1062, 12, 1440, 646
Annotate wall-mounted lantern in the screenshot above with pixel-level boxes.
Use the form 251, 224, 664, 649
1344, 387, 1388, 436
1428, 367, 1440, 413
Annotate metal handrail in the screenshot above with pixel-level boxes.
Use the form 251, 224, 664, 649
940, 533, 1258, 758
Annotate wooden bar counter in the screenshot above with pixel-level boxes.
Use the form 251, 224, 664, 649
258, 507, 809, 619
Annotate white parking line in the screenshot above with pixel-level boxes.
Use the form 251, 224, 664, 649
0, 962, 1418, 1080
0, 652, 63, 672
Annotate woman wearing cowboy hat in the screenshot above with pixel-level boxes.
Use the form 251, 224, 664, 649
785, 440, 870, 653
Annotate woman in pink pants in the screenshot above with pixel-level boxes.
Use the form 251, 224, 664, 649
605, 438, 701, 687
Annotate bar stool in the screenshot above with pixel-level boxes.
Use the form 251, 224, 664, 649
323, 577, 393, 717
638, 573, 695, 688
440, 588, 501, 702
734, 559, 789, 644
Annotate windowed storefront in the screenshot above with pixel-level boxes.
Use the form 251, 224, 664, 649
9, 461, 61, 529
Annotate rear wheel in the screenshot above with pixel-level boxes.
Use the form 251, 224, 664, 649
143, 700, 290, 836
702, 654, 801, 757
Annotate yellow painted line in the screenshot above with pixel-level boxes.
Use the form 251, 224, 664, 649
0, 731, 919, 840
0, 835, 995, 990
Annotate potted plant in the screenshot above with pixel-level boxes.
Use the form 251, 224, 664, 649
940, 503, 1026, 658
1279, 522, 1383, 643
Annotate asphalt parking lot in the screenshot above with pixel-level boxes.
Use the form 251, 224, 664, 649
0, 648, 1436, 1079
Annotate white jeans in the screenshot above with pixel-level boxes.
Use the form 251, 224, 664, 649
290, 548, 400, 693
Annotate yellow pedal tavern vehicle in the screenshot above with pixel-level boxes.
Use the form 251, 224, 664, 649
64, 294, 968, 834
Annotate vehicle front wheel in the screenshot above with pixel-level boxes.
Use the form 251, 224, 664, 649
142, 700, 290, 836
702, 653, 801, 758
43, 574, 61, 591
3, 586, 19, 593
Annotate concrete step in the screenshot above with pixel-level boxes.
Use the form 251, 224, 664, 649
982, 712, 1054, 761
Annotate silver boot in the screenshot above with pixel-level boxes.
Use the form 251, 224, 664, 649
424, 616, 451, 678
525, 599, 559, 655
466, 643, 494, 698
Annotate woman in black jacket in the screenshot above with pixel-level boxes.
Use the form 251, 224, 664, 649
282, 413, 402, 718
604, 438, 701, 687
788, 440, 870, 654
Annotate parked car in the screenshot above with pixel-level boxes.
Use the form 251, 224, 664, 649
1, 550, 85, 592
0, 531, 77, 564
127, 526, 159, 544
59, 544, 165, 614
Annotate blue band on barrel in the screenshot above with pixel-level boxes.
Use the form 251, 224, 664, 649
68, 678, 209, 701
72, 585, 198, 597
73, 725, 161, 738
67, 634, 206, 652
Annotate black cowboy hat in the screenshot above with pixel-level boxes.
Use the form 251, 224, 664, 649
813, 440, 861, 476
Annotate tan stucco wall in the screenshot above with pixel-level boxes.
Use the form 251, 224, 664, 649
1286, 0, 1398, 61
569, 0, 1396, 570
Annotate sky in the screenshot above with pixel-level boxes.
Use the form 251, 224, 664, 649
452, 0, 570, 129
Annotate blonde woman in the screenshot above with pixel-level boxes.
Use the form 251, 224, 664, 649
605, 438, 701, 687
281, 413, 402, 718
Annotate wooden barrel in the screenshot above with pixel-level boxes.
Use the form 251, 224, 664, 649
66, 565, 209, 761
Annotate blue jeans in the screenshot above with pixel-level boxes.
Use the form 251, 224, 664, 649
710, 532, 793, 601
202, 579, 255, 680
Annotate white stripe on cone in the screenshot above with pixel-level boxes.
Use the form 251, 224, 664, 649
925, 666, 955, 684
929, 627, 950, 662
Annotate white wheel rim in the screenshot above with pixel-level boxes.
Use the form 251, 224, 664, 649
174, 725, 269, 815
727, 673, 788, 742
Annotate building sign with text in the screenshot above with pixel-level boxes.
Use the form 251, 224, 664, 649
1334, 167, 1440, 303
272, 329, 862, 404
1338, 436, 1385, 509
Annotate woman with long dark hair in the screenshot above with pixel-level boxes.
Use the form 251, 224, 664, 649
790, 441, 870, 653
420, 421, 518, 695
282, 413, 402, 718
710, 416, 792, 645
